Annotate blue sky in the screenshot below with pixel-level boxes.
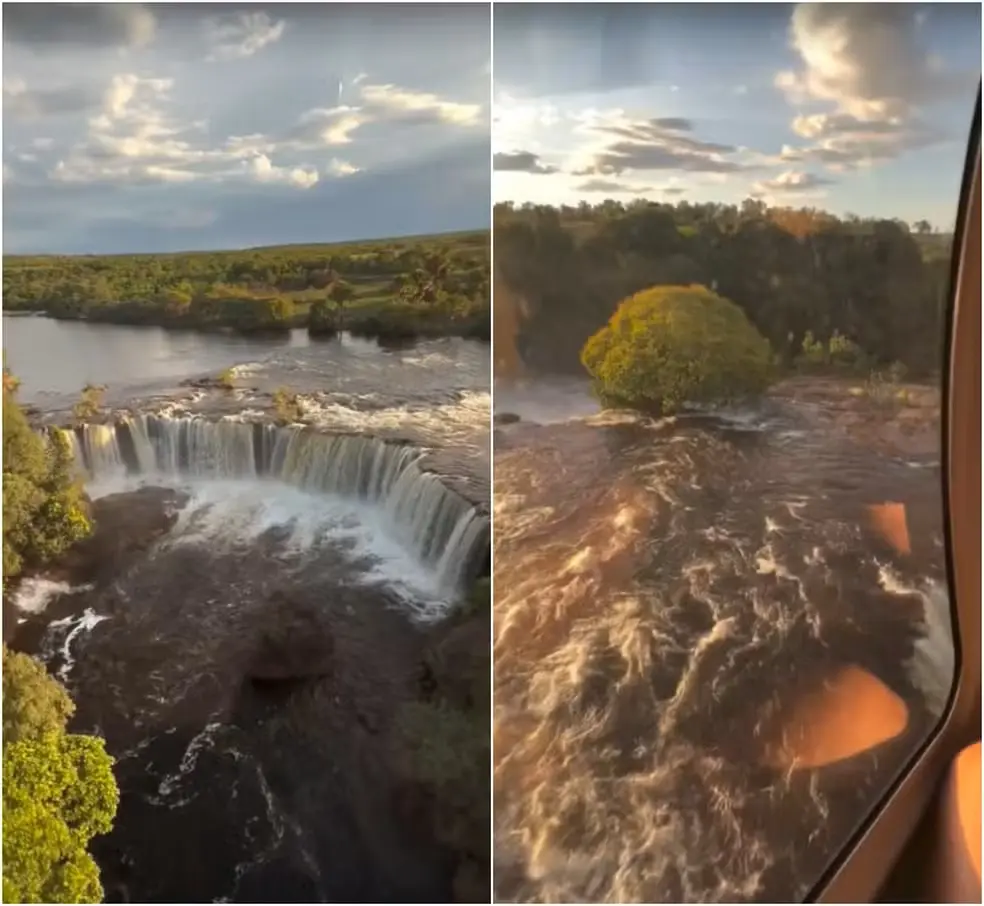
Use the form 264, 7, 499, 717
494, 3, 981, 229
3, 3, 491, 254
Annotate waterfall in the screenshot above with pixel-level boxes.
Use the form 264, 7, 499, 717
60, 415, 489, 591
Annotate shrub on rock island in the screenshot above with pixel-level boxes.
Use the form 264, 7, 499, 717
2, 647, 119, 904
580, 284, 776, 414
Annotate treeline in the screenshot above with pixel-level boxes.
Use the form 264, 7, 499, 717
3, 231, 490, 338
494, 199, 953, 378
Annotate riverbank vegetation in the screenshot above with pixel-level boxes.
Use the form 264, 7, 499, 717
495, 200, 951, 386
3, 230, 490, 341
3, 647, 120, 903
3, 376, 91, 579
3, 372, 117, 902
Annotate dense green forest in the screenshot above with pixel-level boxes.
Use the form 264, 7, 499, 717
3, 230, 491, 340
494, 199, 953, 379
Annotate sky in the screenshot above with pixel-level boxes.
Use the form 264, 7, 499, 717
494, 3, 982, 229
2, 3, 491, 254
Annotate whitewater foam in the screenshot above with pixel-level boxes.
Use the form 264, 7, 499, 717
12, 578, 94, 615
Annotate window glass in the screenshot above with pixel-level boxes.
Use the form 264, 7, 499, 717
492, 3, 981, 902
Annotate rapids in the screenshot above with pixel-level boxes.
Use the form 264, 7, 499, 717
493, 377, 952, 903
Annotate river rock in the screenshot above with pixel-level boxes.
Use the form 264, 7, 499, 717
46, 486, 188, 587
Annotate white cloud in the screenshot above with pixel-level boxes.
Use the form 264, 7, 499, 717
359, 83, 482, 127
46, 71, 317, 191
245, 154, 318, 189
776, 4, 954, 122
289, 107, 365, 147
230, 81, 483, 159
204, 12, 286, 63
327, 159, 360, 177
774, 4, 966, 171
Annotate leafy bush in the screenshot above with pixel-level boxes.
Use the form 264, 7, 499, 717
72, 384, 105, 423
2, 648, 119, 904
796, 330, 868, 372
3, 387, 91, 578
581, 284, 775, 413
272, 387, 303, 425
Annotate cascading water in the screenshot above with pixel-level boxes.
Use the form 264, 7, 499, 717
57, 415, 489, 591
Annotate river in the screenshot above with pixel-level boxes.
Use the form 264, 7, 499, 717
493, 376, 953, 903
6, 314, 491, 902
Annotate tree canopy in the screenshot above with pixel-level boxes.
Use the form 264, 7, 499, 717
2, 647, 75, 745
495, 199, 950, 379
3, 384, 91, 579
582, 285, 775, 413
2, 231, 490, 339
2, 648, 119, 904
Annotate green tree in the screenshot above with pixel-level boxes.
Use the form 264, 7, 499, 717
2, 648, 75, 744
3, 733, 118, 903
2, 648, 119, 904
581, 284, 775, 413
72, 384, 105, 423
272, 387, 303, 425
3, 386, 91, 578
328, 280, 355, 306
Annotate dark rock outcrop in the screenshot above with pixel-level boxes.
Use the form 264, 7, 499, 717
55, 486, 188, 586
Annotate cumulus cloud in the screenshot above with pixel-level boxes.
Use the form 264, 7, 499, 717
2, 5, 490, 253
29, 67, 480, 194
3, 3, 156, 49
244, 154, 318, 189
45, 71, 317, 191
776, 4, 956, 121
204, 11, 286, 62
493, 151, 557, 174
572, 114, 748, 176
774, 4, 968, 170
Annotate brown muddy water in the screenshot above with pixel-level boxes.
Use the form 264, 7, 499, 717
493, 377, 952, 903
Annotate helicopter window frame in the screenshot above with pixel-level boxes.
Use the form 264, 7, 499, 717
810, 88, 982, 905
